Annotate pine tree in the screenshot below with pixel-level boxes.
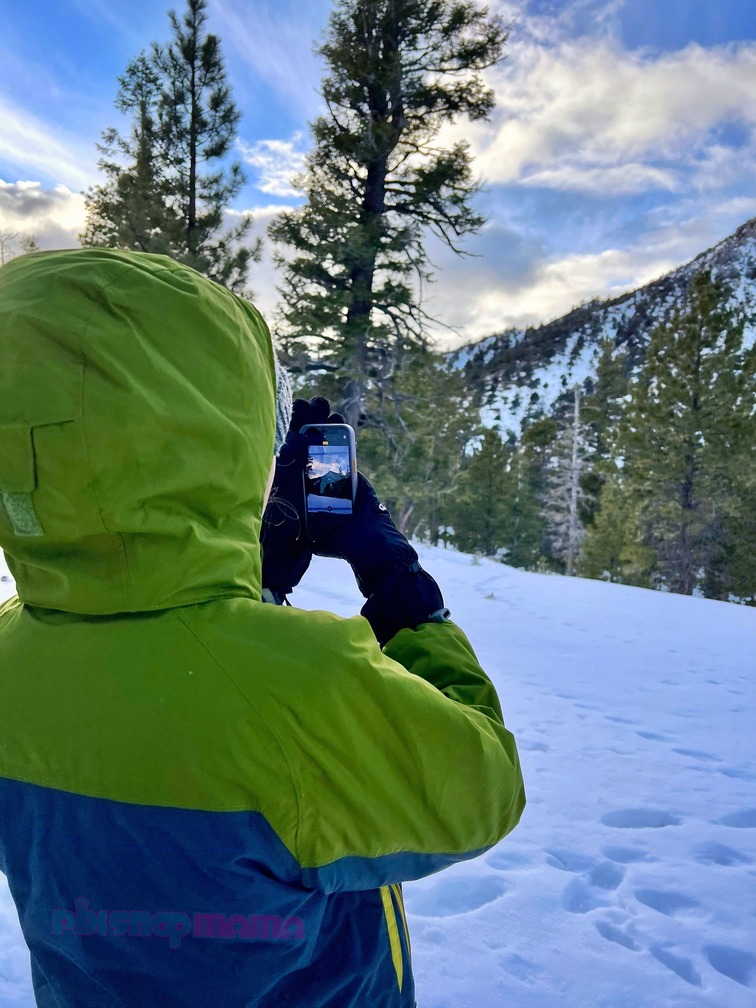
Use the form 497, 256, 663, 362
269, 0, 508, 427
583, 338, 630, 458
578, 467, 656, 586
451, 428, 512, 557
718, 443, 756, 603
506, 418, 552, 569
621, 270, 751, 596
82, 0, 259, 292
81, 55, 174, 254
702, 336, 756, 602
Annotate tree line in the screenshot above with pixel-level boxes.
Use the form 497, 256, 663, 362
302, 268, 754, 603
5, 0, 753, 602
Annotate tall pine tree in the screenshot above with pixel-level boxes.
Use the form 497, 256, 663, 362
269, 0, 508, 427
621, 270, 752, 596
579, 466, 656, 586
450, 428, 512, 557
81, 55, 173, 255
82, 0, 259, 292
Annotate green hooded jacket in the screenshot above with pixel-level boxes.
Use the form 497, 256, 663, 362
0, 249, 525, 1008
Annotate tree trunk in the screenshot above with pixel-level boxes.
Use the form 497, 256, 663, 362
188, 57, 198, 254
341, 155, 386, 427
396, 500, 414, 536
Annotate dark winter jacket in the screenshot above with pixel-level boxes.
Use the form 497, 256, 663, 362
0, 249, 525, 1007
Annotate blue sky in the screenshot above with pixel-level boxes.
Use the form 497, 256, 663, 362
1, 0, 755, 345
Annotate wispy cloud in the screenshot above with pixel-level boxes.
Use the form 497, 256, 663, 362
520, 162, 678, 194
210, 0, 329, 122
238, 135, 307, 197
0, 96, 97, 191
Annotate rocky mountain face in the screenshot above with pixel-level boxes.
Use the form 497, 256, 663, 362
449, 217, 756, 434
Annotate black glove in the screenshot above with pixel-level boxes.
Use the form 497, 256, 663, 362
261, 396, 343, 599
360, 565, 450, 648
309, 472, 450, 647
309, 474, 419, 595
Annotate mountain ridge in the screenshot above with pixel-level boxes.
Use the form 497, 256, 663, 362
448, 216, 756, 433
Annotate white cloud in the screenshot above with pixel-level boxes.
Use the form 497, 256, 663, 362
238, 136, 307, 197
521, 162, 678, 194
223, 202, 291, 323
0, 180, 85, 249
425, 243, 676, 341
456, 37, 756, 194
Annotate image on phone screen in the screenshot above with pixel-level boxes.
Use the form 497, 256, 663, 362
305, 445, 354, 513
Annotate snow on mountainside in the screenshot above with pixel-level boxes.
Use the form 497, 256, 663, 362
450, 217, 756, 435
2, 548, 755, 1007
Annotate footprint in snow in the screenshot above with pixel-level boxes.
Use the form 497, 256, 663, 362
601, 809, 681, 829
588, 862, 625, 889
671, 748, 721, 762
519, 740, 550, 752
594, 920, 638, 951
650, 945, 703, 987
545, 849, 595, 873
486, 849, 533, 871
693, 842, 752, 866
717, 808, 756, 828
705, 945, 756, 988
602, 846, 653, 864
403, 875, 509, 917
501, 954, 545, 983
561, 878, 609, 914
634, 889, 703, 918
560, 860, 625, 914
719, 767, 756, 781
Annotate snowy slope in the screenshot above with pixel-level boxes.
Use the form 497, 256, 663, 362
450, 216, 756, 436
1, 547, 755, 1007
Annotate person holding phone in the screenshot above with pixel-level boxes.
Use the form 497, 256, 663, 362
0, 248, 525, 1008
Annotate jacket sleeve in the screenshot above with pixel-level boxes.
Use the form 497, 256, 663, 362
287, 617, 525, 893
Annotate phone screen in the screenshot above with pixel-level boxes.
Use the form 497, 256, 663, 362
303, 426, 355, 514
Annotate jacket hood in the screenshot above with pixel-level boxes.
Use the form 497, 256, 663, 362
0, 249, 277, 614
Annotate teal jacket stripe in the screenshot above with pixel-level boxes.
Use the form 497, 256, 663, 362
0, 777, 415, 1008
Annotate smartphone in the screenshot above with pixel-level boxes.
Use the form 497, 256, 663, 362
300, 423, 357, 515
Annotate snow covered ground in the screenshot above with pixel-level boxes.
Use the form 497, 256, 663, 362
1, 546, 754, 1007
